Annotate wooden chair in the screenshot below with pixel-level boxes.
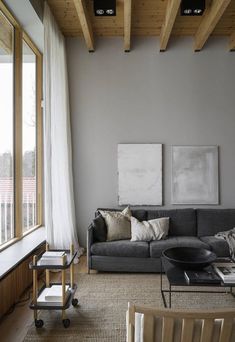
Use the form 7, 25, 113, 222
126, 302, 235, 342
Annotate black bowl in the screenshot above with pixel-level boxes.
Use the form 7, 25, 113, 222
162, 247, 217, 270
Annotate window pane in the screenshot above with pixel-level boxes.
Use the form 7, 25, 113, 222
0, 11, 14, 245
22, 41, 37, 232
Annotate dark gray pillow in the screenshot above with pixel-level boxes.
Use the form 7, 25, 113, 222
92, 215, 107, 242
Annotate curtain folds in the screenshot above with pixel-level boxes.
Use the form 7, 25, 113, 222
43, 3, 81, 255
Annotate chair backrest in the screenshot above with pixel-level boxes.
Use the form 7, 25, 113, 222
126, 302, 235, 342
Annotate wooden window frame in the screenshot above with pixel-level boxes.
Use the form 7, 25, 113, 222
0, 1, 43, 251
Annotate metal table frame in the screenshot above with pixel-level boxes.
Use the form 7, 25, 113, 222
160, 256, 235, 308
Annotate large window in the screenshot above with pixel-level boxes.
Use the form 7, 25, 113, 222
0, 11, 14, 245
0, 3, 42, 248
22, 41, 37, 232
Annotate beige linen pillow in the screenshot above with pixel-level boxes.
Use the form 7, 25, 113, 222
131, 216, 169, 242
99, 207, 131, 241
121, 206, 132, 218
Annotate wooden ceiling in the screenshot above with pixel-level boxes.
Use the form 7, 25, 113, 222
47, 0, 235, 51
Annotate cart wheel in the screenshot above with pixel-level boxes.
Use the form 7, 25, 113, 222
72, 298, 79, 307
35, 319, 44, 328
63, 318, 70, 328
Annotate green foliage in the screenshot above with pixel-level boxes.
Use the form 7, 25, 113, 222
0, 150, 36, 177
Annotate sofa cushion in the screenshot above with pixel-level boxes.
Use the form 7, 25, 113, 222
92, 215, 107, 242
200, 236, 230, 257
91, 240, 149, 258
131, 210, 147, 221
150, 236, 210, 258
147, 209, 196, 236
197, 209, 235, 237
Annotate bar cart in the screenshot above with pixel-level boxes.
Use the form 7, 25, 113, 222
29, 244, 78, 328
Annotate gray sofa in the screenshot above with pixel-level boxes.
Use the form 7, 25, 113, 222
87, 208, 234, 273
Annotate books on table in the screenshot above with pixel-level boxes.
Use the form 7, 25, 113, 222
213, 262, 235, 284
39, 251, 67, 266
37, 285, 70, 306
184, 269, 221, 285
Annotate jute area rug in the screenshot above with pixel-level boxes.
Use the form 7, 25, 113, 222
24, 273, 235, 341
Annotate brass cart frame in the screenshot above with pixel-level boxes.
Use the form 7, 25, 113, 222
29, 244, 78, 328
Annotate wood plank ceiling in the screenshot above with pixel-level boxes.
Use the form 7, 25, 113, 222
47, 0, 235, 51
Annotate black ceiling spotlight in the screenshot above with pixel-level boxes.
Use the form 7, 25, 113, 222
94, 0, 116, 16
181, 0, 205, 16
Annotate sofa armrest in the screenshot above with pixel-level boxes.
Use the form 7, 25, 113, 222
87, 224, 94, 272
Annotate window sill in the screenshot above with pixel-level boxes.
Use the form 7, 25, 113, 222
0, 226, 46, 280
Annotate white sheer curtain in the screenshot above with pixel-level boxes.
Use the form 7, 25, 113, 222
43, 3, 81, 254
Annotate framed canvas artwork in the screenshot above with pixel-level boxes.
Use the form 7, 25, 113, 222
118, 144, 162, 205
172, 145, 219, 204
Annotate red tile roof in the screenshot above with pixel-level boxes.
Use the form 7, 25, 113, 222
0, 177, 36, 203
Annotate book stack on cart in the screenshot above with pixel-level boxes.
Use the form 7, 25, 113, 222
37, 285, 70, 306
39, 251, 67, 266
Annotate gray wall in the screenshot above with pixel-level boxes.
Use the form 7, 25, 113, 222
4, 0, 44, 52
66, 37, 235, 247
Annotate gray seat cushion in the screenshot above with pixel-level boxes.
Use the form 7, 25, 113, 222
91, 240, 149, 258
150, 236, 210, 258
200, 236, 230, 257
147, 209, 196, 236
197, 209, 235, 237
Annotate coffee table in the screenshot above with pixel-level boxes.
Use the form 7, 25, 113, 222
161, 256, 235, 308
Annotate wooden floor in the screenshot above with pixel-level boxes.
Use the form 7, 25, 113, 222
0, 255, 88, 342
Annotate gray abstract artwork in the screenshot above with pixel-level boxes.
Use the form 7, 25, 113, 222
172, 146, 219, 204
118, 144, 162, 205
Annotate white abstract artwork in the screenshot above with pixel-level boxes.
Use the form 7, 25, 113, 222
118, 144, 162, 205
172, 146, 219, 204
